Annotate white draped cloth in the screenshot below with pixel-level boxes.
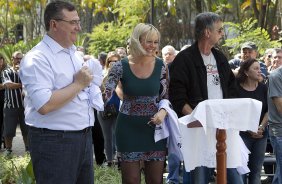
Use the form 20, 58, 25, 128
178, 98, 262, 173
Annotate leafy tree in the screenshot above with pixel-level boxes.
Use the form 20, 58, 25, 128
88, 22, 133, 57
0, 0, 46, 44
239, 0, 278, 31
224, 18, 281, 58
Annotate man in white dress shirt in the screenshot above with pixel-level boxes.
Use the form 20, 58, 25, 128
19, 1, 94, 183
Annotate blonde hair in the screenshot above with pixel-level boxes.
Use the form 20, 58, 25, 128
128, 23, 160, 59
105, 51, 121, 70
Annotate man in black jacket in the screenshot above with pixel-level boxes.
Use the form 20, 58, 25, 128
169, 12, 240, 184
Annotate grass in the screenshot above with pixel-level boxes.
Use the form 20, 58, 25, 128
0, 153, 148, 184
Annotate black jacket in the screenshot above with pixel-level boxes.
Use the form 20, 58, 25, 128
169, 42, 237, 117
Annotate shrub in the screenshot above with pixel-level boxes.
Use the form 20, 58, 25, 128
88, 22, 133, 57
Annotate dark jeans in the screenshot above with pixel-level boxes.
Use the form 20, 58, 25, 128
241, 133, 267, 184
29, 127, 94, 184
189, 166, 243, 184
92, 109, 106, 165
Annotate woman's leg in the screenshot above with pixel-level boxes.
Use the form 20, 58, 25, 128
144, 160, 165, 184
248, 136, 267, 184
121, 161, 141, 184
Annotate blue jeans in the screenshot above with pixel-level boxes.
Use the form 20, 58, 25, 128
28, 127, 94, 184
240, 133, 267, 184
189, 166, 243, 184
166, 154, 181, 183
227, 168, 244, 184
182, 169, 191, 184
270, 136, 282, 184
166, 161, 191, 184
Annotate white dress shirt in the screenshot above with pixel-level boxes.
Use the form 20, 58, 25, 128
19, 35, 94, 130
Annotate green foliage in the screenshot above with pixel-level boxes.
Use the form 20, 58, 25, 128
112, 0, 149, 23
75, 33, 89, 48
0, 37, 41, 65
211, 1, 232, 14
88, 22, 133, 56
224, 18, 282, 57
0, 153, 34, 184
94, 166, 122, 184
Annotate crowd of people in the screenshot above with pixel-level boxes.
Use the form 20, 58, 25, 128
1, 1, 282, 184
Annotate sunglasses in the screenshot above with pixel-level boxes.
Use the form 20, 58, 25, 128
216, 27, 224, 34
109, 60, 118, 63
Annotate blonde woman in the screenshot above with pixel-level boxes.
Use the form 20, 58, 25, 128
103, 23, 168, 183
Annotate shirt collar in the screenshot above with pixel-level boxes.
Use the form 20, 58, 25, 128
43, 34, 76, 54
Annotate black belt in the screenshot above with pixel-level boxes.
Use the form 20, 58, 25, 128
29, 126, 92, 133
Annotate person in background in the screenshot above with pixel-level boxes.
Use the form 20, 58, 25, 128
262, 49, 282, 183
269, 48, 282, 73
19, 1, 94, 183
103, 23, 168, 184
97, 51, 121, 167
161, 45, 177, 67
236, 58, 268, 184
98, 51, 107, 69
162, 44, 185, 184
0, 54, 6, 149
261, 48, 275, 72
229, 42, 268, 81
169, 12, 241, 184
267, 48, 282, 184
77, 46, 107, 166
115, 47, 127, 59
2, 51, 28, 157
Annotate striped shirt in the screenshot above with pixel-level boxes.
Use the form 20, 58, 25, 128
2, 67, 24, 108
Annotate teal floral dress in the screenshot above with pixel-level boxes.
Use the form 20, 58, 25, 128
104, 57, 168, 161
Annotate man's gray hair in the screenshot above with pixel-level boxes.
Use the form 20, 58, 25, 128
194, 12, 222, 41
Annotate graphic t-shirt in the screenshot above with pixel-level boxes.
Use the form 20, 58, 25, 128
201, 53, 223, 99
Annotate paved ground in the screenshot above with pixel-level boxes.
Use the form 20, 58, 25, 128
0, 125, 26, 156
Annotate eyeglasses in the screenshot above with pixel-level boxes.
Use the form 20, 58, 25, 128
13, 57, 22, 60
54, 19, 81, 26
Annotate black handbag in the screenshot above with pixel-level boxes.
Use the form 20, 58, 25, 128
101, 104, 118, 120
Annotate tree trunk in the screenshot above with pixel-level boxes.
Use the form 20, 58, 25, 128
195, 0, 202, 13
251, 0, 259, 21
259, 0, 266, 28
206, 0, 212, 12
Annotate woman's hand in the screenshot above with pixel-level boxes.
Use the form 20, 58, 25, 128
257, 126, 265, 135
149, 109, 167, 125
247, 130, 263, 139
